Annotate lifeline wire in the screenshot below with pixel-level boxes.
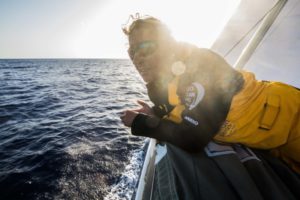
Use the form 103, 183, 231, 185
223, 1, 282, 58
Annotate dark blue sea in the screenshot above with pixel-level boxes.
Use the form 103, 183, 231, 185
0, 59, 149, 200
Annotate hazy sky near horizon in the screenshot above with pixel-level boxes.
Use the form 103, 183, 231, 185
0, 0, 240, 58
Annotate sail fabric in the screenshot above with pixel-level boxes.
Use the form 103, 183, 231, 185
212, 0, 300, 87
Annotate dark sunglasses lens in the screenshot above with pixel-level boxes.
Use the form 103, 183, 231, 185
128, 41, 156, 59
142, 43, 156, 56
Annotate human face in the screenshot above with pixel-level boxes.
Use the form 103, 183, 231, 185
128, 28, 173, 83
128, 40, 157, 61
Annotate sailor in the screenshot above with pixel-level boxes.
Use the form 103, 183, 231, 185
120, 14, 300, 174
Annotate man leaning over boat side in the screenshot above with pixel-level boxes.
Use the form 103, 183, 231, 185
120, 14, 300, 174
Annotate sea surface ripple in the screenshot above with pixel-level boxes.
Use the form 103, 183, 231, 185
0, 59, 148, 200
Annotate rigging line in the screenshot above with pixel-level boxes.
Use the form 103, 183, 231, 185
223, 0, 282, 58
260, 0, 300, 44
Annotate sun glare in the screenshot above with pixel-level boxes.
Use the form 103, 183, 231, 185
68, 0, 240, 58
173, 1, 240, 47
135, 0, 241, 48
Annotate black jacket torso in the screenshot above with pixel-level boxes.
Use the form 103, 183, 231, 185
132, 48, 244, 152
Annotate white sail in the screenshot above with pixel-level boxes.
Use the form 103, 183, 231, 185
212, 0, 300, 87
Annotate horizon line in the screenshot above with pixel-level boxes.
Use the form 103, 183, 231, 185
0, 57, 130, 60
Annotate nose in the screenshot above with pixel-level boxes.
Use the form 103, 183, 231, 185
133, 56, 144, 69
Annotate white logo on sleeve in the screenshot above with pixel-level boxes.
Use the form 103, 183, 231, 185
185, 82, 205, 110
184, 116, 199, 126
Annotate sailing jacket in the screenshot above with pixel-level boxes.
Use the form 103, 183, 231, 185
131, 48, 300, 173
131, 48, 244, 152
214, 71, 300, 173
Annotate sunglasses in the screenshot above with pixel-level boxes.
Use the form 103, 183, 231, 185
128, 40, 157, 60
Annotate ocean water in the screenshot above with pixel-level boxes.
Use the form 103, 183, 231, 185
0, 59, 149, 200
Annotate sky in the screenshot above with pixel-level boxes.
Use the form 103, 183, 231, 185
0, 0, 240, 59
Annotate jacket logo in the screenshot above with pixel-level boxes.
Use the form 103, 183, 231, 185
217, 120, 236, 136
184, 116, 199, 126
185, 82, 205, 110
